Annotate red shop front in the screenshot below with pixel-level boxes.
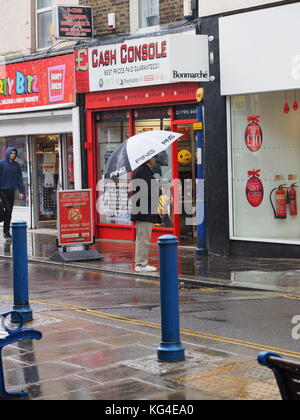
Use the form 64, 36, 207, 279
84, 82, 200, 244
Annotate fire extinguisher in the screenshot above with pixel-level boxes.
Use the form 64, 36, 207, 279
270, 185, 288, 219
287, 183, 298, 216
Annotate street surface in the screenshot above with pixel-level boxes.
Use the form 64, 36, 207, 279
1, 260, 300, 360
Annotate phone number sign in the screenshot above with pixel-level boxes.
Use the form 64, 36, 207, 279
58, 190, 93, 246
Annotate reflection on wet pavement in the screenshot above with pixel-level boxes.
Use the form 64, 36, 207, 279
1, 230, 300, 293
0, 312, 281, 400
0, 230, 297, 399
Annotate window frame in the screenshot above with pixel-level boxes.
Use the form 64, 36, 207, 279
36, 0, 54, 51
130, 0, 160, 34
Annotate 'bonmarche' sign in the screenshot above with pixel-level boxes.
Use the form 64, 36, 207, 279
84, 33, 209, 92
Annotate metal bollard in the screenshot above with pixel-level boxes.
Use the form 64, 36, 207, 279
157, 235, 185, 362
11, 221, 33, 322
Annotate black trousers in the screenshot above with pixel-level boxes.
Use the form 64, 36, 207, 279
0, 190, 15, 234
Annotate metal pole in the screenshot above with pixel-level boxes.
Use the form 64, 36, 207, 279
196, 105, 207, 255
157, 235, 185, 362
11, 221, 33, 322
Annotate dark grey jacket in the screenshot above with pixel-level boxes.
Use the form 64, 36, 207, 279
131, 163, 161, 224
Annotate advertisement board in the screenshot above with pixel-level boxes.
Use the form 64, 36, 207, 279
75, 33, 209, 93
0, 54, 75, 113
54, 5, 93, 39
57, 189, 93, 247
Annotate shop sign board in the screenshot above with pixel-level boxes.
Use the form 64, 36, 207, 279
54, 5, 93, 39
193, 122, 203, 130
57, 189, 93, 247
219, 2, 300, 95
75, 34, 209, 93
0, 54, 75, 114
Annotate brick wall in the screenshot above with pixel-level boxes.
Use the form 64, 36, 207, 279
80, 0, 184, 36
160, 0, 183, 26
81, 0, 131, 35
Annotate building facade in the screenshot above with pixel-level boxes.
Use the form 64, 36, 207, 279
76, 0, 300, 253
0, 0, 82, 229
3, 0, 298, 257
199, 0, 300, 257
76, 0, 209, 246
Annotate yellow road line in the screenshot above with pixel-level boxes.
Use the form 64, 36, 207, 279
2, 294, 300, 360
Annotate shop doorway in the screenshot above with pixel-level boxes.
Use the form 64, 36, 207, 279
174, 124, 197, 245
31, 134, 74, 229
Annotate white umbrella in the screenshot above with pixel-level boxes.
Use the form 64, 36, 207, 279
104, 130, 183, 179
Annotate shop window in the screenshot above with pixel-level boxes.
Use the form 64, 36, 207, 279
32, 135, 59, 223
36, 0, 53, 50
64, 134, 75, 191
97, 111, 131, 225
134, 108, 172, 228
96, 108, 173, 228
230, 90, 300, 242
0, 137, 29, 207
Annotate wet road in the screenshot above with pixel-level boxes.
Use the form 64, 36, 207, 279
1, 260, 300, 360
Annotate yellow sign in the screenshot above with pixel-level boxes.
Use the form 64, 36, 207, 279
193, 122, 203, 131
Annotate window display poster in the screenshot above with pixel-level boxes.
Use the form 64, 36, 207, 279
58, 190, 93, 246
0, 54, 75, 112
231, 91, 300, 241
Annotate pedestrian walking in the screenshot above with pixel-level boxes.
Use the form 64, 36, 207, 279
0, 147, 26, 241
131, 156, 161, 272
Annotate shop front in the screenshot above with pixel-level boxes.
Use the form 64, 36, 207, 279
86, 84, 201, 243
0, 53, 81, 229
76, 32, 210, 244
219, 2, 300, 257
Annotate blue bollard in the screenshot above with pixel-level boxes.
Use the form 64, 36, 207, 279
11, 221, 33, 322
157, 235, 185, 362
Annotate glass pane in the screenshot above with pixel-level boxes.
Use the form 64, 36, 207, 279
134, 117, 173, 228
37, 0, 52, 10
65, 134, 75, 190
138, 0, 159, 28
176, 124, 196, 239
0, 137, 29, 207
231, 91, 300, 241
37, 10, 52, 49
97, 118, 131, 225
32, 135, 59, 222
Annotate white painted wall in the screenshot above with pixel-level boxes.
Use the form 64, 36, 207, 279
199, 0, 283, 16
219, 2, 300, 95
0, 0, 32, 58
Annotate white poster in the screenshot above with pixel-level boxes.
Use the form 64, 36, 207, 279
230, 91, 300, 242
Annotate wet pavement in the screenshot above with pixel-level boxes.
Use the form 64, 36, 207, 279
1, 229, 299, 400
1, 228, 300, 294
0, 282, 282, 401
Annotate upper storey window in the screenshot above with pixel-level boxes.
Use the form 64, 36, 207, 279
138, 0, 159, 28
36, 0, 53, 50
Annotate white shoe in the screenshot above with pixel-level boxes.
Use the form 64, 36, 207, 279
135, 265, 157, 272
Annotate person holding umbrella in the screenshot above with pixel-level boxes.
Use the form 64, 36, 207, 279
103, 130, 183, 271
131, 155, 161, 272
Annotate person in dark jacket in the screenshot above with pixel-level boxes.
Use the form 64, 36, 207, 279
0, 147, 25, 240
131, 156, 161, 272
